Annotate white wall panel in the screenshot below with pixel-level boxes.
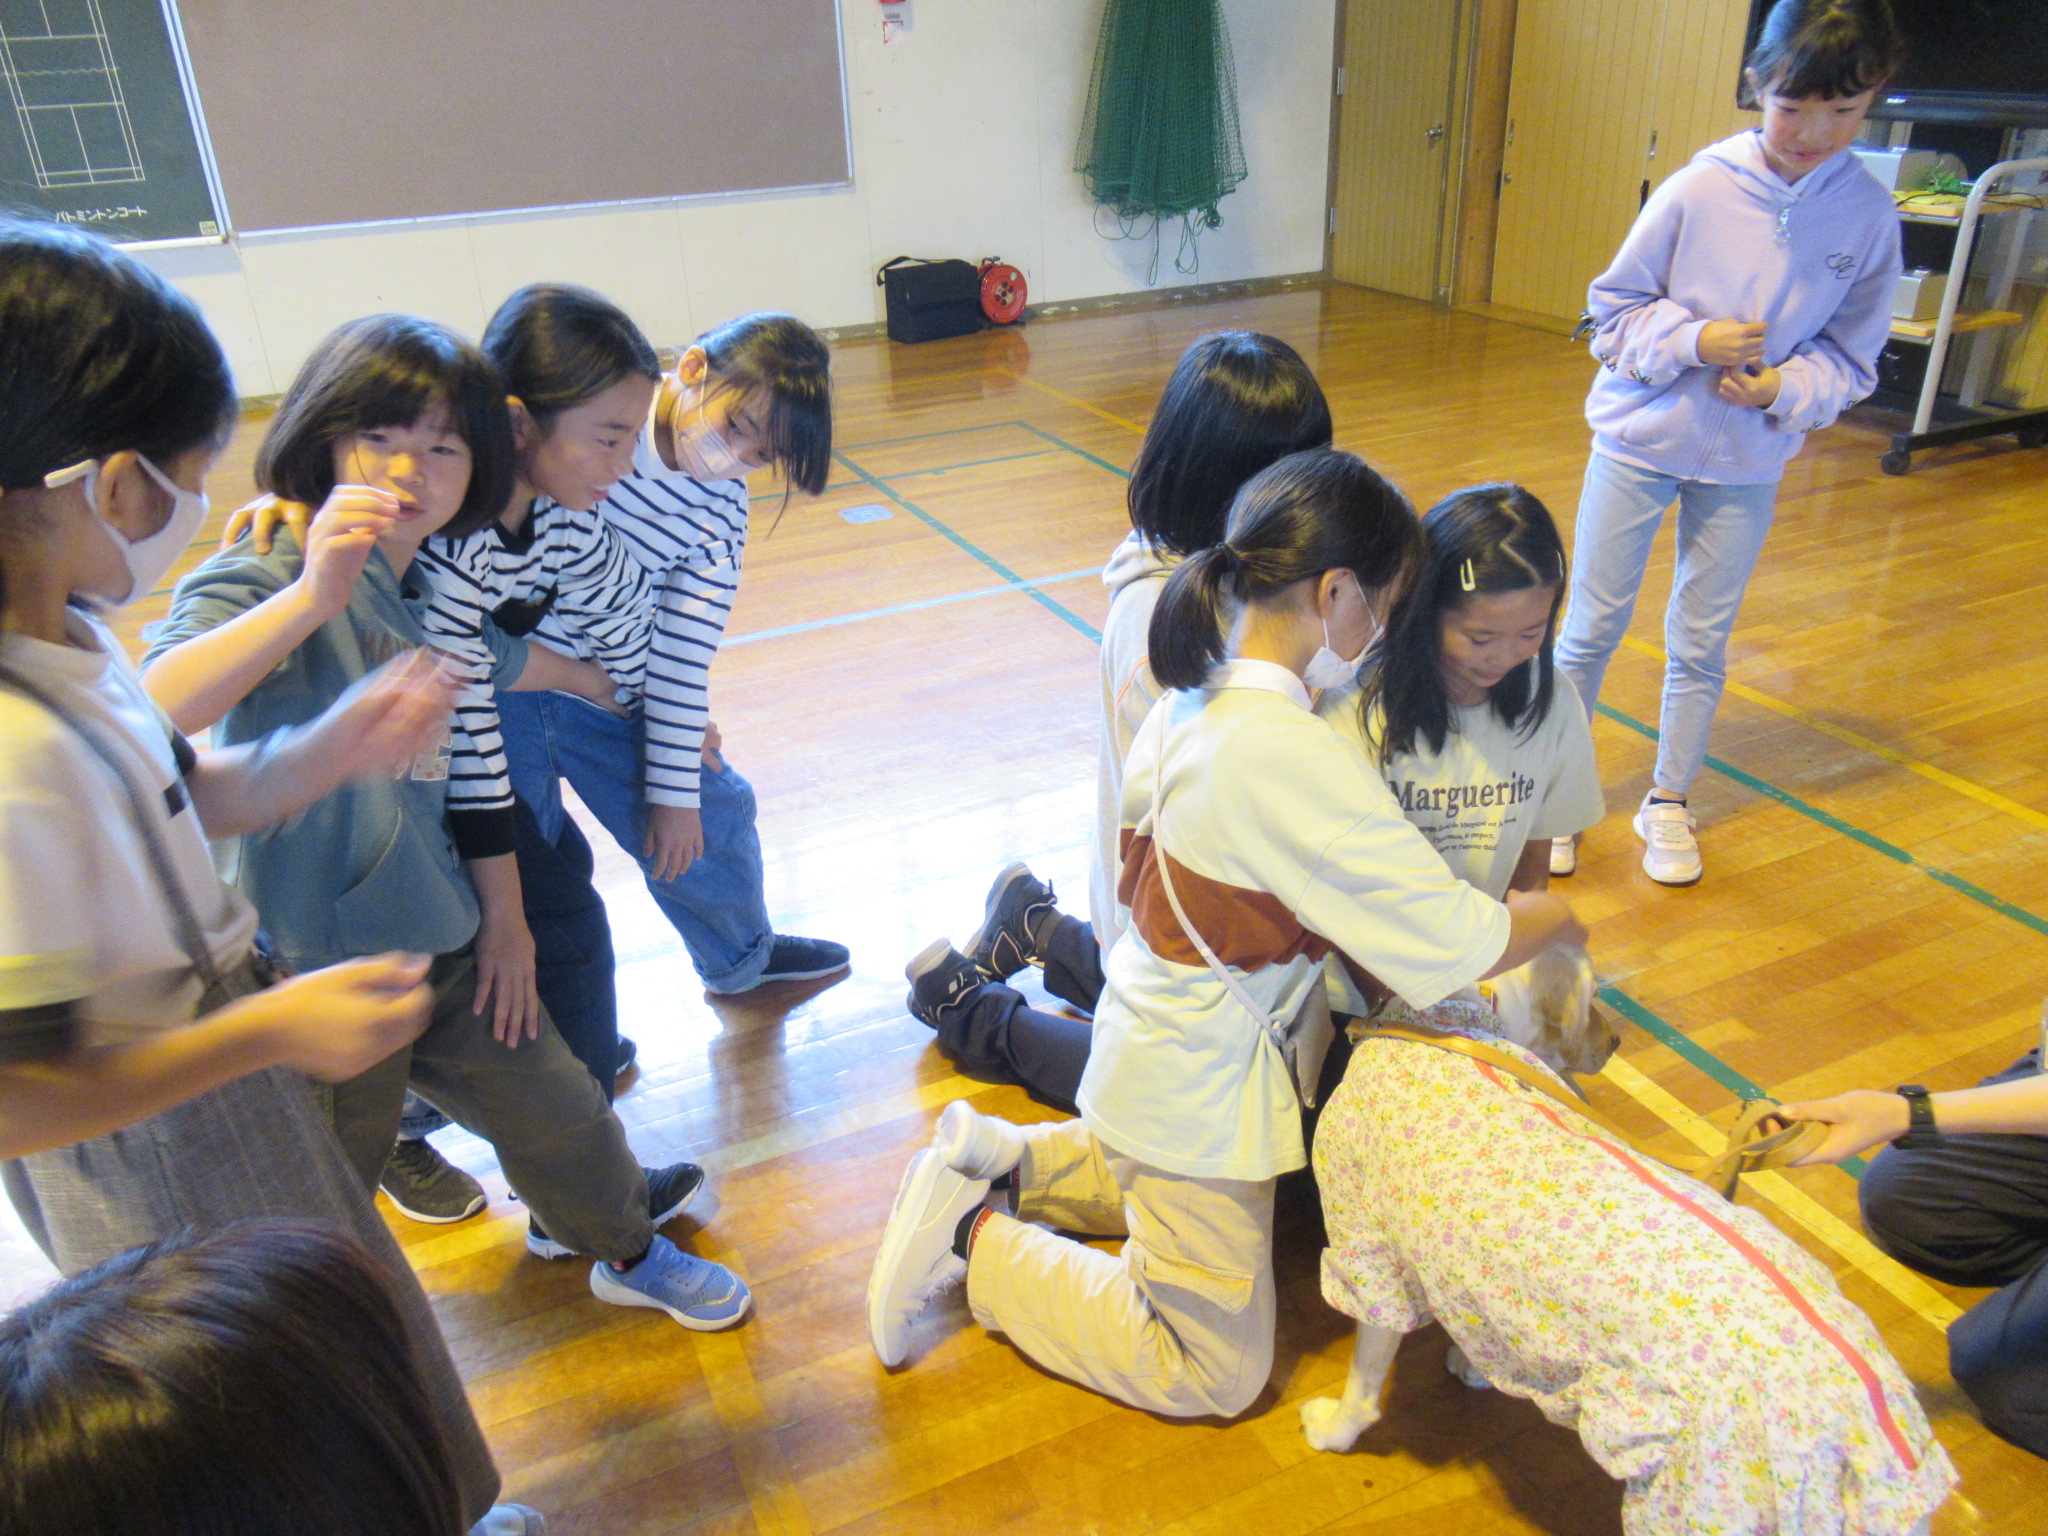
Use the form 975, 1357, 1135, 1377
137, 0, 1336, 395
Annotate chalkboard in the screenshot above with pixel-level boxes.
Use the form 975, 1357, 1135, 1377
0, 0, 221, 244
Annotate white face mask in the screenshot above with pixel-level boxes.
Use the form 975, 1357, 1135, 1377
1302, 614, 1370, 693
667, 381, 752, 482
47, 454, 210, 605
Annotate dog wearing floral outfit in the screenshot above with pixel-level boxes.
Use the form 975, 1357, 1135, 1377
1303, 950, 1953, 1535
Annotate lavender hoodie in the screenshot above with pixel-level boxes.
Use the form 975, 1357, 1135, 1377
1584, 129, 1901, 485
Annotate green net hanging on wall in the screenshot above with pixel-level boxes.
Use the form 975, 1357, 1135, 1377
1075, 0, 1247, 278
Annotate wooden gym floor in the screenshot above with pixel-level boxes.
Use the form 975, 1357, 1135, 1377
7, 281, 2048, 1533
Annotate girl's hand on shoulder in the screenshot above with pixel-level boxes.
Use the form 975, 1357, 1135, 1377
220, 493, 315, 554
472, 909, 541, 1046
296, 486, 399, 617
647, 803, 704, 882
1697, 320, 1767, 369
1716, 364, 1781, 410
1777, 1089, 1911, 1165
316, 648, 464, 781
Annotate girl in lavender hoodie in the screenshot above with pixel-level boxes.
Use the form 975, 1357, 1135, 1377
1552, 0, 1904, 886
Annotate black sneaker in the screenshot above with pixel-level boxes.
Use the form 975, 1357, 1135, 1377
710, 935, 850, 993
615, 1036, 638, 1079
905, 939, 985, 1028
967, 862, 1057, 982
379, 1136, 487, 1224
526, 1162, 708, 1260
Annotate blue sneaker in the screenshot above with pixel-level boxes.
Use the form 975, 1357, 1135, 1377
525, 1162, 706, 1259
589, 1236, 751, 1331
710, 934, 850, 993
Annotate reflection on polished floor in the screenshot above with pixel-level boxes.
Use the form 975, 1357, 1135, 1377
8, 281, 2048, 1534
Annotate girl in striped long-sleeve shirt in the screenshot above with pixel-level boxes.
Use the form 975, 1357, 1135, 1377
482, 288, 848, 997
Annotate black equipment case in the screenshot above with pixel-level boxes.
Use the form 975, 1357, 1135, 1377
877, 256, 984, 344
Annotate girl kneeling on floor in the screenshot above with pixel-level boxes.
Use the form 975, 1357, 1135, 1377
866, 448, 1585, 1413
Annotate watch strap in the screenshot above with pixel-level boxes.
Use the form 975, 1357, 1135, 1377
1894, 1084, 1940, 1147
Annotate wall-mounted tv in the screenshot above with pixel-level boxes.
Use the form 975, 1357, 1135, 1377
1745, 0, 2048, 127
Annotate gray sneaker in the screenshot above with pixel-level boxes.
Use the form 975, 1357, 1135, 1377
378, 1136, 487, 1224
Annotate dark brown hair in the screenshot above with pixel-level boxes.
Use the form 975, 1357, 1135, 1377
1740, 0, 1905, 106
1149, 447, 1418, 692
695, 312, 833, 495
255, 314, 515, 539
0, 1221, 467, 1536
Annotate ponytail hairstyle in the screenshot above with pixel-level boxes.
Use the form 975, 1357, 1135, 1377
1360, 482, 1567, 761
256, 314, 515, 539
483, 282, 661, 432
694, 312, 832, 496
1739, 0, 1904, 106
0, 219, 235, 613
1127, 331, 1333, 558
1150, 447, 1417, 692
0, 1221, 467, 1536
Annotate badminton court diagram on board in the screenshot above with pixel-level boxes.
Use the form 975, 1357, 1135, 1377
0, 0, 220, 242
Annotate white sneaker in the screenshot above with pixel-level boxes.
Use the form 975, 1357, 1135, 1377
867, 1148, 983, 1367
1632, 797, 1701, 885
1548, 835, 1579, 877
933, 1100, 1025, 1181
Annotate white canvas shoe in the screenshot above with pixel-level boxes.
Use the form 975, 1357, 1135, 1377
1632, 796, 1702, 885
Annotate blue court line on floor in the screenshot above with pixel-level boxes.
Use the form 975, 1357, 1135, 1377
841, 420, 1045, 452
833, 448, 1102, 642
1013, 421, 1134, 481
725, 567, 1099, 648
1595, 703, 2048, 941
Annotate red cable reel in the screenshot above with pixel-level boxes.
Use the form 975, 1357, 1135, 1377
979, 258, 1027, 325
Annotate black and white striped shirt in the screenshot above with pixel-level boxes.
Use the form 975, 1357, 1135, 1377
562, 431, 749, 810
416, 504, 654, 821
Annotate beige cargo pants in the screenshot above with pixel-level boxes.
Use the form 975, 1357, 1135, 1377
964, 1116, 1276, 1418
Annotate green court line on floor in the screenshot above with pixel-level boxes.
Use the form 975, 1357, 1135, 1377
1598, 983, 1868, 1179
1595, 703, 2048, 942
833, 449, 1103, 642
725, 567, 1099, 648
823, 434, 1889, 1189
840, 419, 1047, 452
1013, 421, 1134, 481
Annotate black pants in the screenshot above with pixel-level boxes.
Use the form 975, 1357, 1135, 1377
931, 914, 1105, 1112
515, 799, 621, 1100
1859, 1047, 2048, 1459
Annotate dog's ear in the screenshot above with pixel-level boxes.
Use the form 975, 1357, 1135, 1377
1549, 947, 1618, 1074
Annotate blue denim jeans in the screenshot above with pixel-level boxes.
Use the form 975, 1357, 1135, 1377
496, 690, 774, 992
1553, 450, 1781, 795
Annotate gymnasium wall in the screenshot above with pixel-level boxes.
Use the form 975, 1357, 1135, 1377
134, 0, 1338, 398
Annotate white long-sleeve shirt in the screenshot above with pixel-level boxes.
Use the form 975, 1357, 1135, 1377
1081, 659, 1512, 1182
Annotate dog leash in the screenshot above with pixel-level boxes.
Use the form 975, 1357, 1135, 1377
1359, 1021, 1828, 1199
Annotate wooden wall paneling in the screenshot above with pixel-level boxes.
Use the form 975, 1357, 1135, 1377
1491, 0, 1666, 322
1648, 0, 1758, 195
1452, 0, 1519, 306
1330, 0, 1464, 301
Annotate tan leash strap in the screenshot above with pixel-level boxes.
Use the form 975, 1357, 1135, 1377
1358, 1023, 1827, 1198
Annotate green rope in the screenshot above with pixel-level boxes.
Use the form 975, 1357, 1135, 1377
1075, 0, 1247, 275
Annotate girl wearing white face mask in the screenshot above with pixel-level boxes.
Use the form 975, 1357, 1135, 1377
0, 221, 527, 1529
866, 449, 1587, 1413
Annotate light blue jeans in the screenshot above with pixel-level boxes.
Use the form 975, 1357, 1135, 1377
496, 690, 774, 992
1553, 450, 1781, 796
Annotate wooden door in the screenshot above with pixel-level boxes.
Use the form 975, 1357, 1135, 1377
1489, 0, 1754, 322
1330, 0, 1465, 302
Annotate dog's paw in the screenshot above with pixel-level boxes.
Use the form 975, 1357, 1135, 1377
1300, 1395, 1376, 1452
1444, 1342, 1492, 1390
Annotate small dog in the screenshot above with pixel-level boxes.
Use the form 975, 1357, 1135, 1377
1302, 945, 1953, 1536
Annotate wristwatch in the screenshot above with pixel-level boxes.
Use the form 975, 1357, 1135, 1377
1894, 1085, 1941, 1148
